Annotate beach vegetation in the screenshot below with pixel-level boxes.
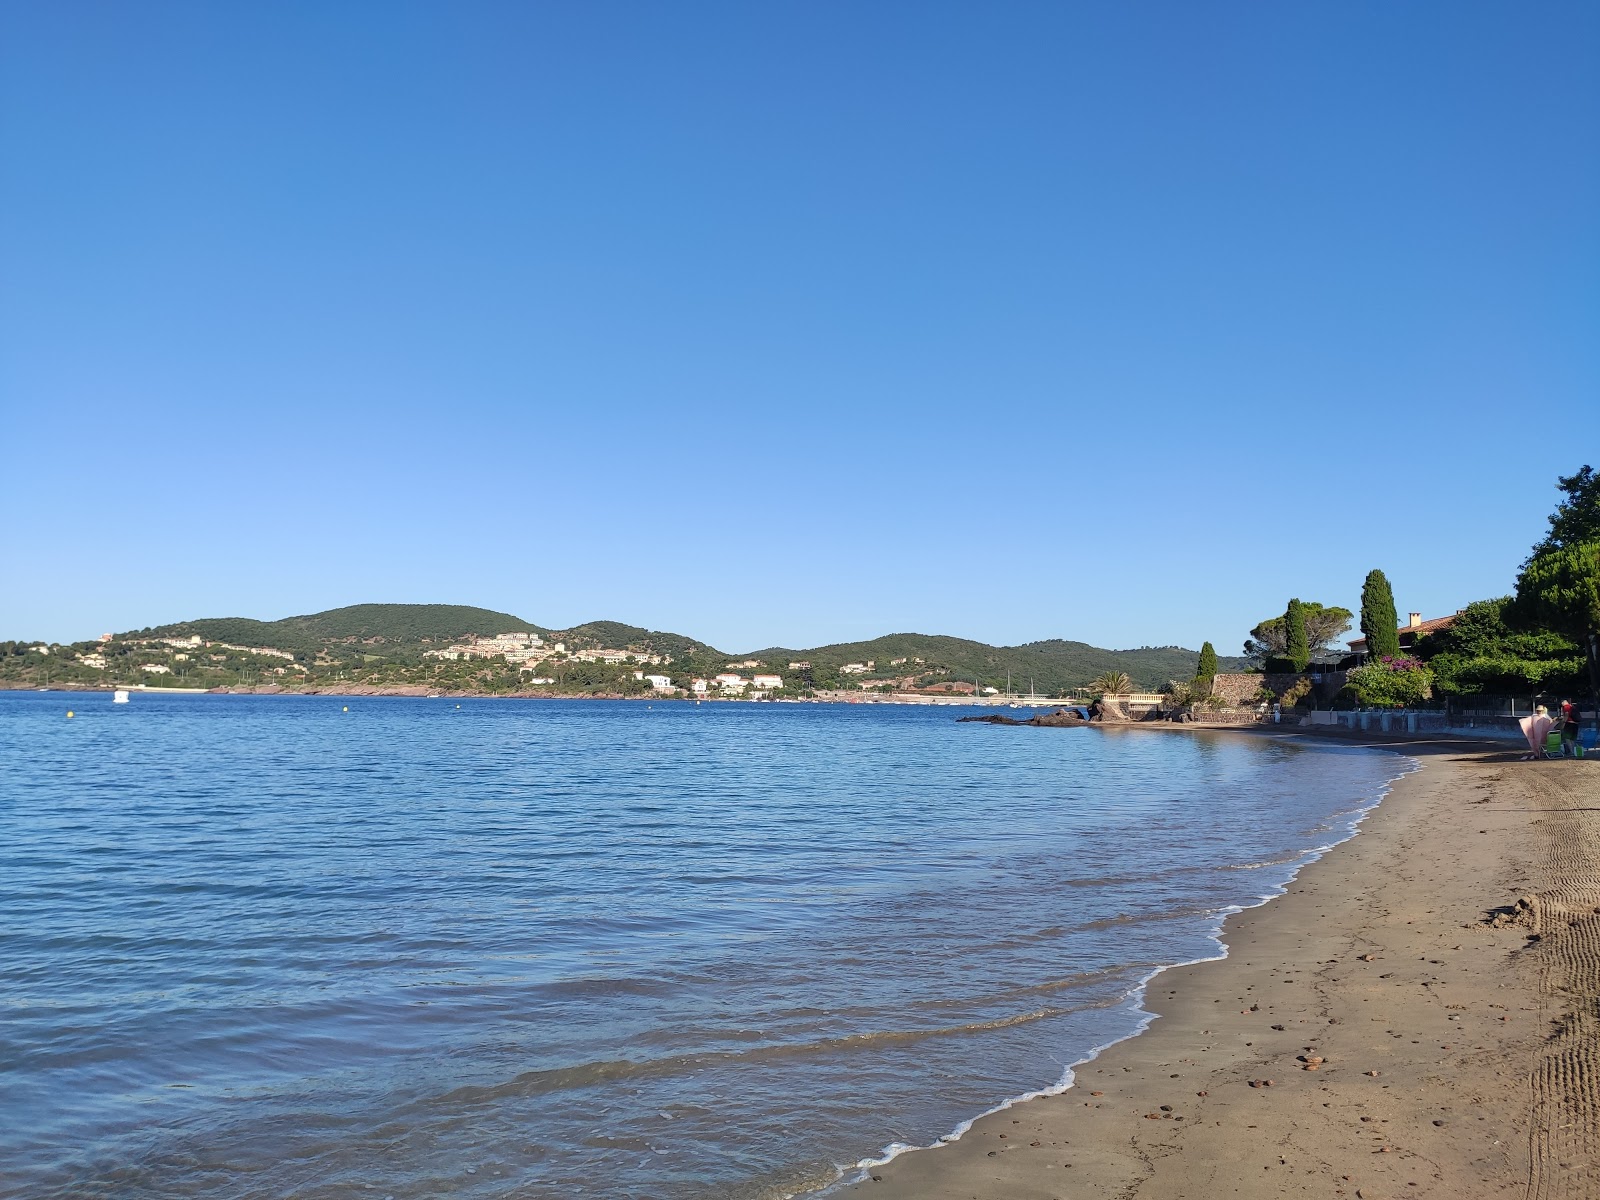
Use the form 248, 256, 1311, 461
1161, 679, 1198, 709
1279, 677, 1313, 708
1359, 570, 1401, 660
1162, 678, 1229, 711
1343, 656, 1434, 708
1416, 597, 1585, 695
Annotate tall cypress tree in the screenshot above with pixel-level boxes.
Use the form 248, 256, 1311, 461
1285, 599, 1310, 671
1360, 569, 1401, 660
1196, 641, 1218, 686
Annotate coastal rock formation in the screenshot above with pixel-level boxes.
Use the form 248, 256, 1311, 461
957, 707, 1090, 728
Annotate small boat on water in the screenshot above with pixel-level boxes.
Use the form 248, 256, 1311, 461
113, 689, 130, 704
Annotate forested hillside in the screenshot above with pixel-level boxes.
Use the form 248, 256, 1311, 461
143, 604, 543, 649
4, 603, 1243, 695
748, 633, 1248, 693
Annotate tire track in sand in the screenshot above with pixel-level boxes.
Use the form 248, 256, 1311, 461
1514, 766, 1600, 1200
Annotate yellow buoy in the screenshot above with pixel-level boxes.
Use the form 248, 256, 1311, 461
66, 710, 74, 718
343, 706, 349, 712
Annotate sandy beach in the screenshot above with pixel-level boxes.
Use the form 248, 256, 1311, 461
845, 728, 1598, 1200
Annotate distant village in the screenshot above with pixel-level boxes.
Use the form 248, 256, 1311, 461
7, 623, 1047, 699
422, 631, 1001, 698
62, 633, 299, 678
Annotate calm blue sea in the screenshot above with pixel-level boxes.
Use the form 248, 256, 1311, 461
0, 692, 1405, 1199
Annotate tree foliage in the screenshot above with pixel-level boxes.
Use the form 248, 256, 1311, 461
1514, 465, 1600, 702
1090, 670, 1132, 695
1529, 464, 1600, 559
1196, 641, 1218, 688
1515, 542, 1600, 644
1244, 603, 1352, 660
1415, 597, 1583, 695
1359, 570, 1401, 660
1284, 599, 1310, 672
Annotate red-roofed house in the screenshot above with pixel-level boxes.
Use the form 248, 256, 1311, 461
1346, 611, 1459, 658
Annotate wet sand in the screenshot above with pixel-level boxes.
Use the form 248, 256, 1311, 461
845, 730, 1598, 1200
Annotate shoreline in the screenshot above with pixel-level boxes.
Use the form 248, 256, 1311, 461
812, 725, 1411, 1195
1, 683, 1072, 706
838, 727, 1594, 1199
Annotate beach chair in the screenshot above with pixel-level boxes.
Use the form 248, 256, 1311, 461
1546, 731, 1565, 757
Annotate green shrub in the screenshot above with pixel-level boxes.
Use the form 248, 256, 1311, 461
1280, 678, 1313, 707
1346, 656, 1433, 708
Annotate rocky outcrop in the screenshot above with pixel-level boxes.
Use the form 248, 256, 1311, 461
957, 707, 1090, 728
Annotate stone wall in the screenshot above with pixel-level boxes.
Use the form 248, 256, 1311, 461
1210, 672, 1333, 709
1211, 673, 1264, 708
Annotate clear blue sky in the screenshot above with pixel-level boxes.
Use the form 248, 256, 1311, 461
3, 2, 1595, 655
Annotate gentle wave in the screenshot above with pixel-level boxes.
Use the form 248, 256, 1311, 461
0, 694, 1410, 1200
810, 740, 1412, 1197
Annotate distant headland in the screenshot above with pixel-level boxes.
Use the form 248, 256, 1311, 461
0, 602, 1243, 701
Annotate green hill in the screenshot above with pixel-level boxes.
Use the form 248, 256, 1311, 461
277, 604, 545, 643
744, 633, 1247, 693
143, 604, 543, 653
560, 621, 707, 661
111, 603, 1243, 692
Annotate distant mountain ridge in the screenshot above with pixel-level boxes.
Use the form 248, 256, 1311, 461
753, 633, 1246, 694
144, 604, 545, 653
136, 603, 1245, 691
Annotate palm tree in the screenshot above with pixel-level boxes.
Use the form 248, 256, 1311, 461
1091, 670, 1132, 695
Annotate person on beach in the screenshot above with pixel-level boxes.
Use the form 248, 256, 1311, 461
1520, 705, 1555, 761
1561, 700, 1581, 757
